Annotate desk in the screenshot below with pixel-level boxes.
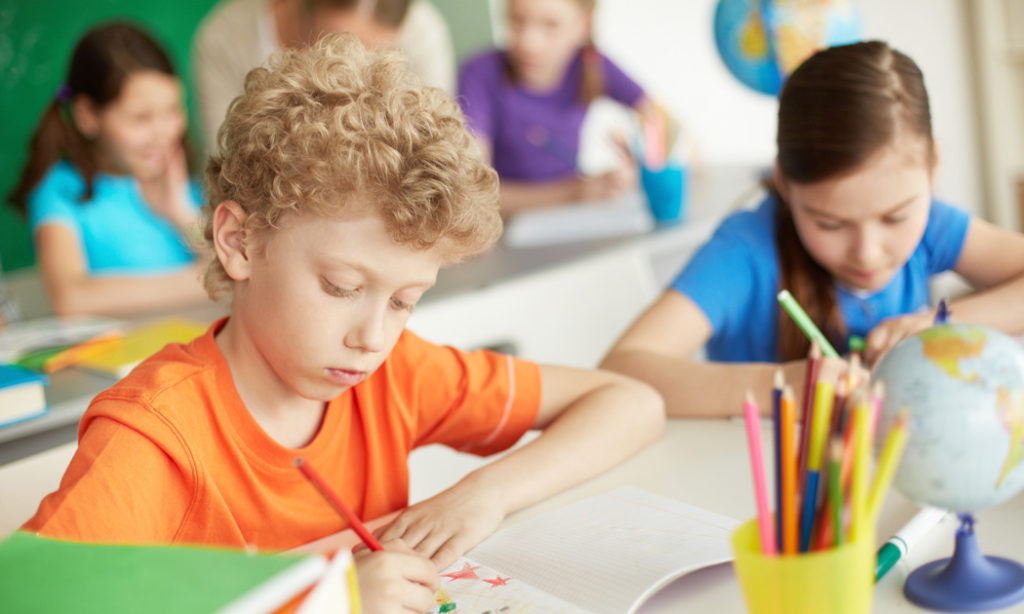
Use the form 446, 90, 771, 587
493, 419, 1024, 613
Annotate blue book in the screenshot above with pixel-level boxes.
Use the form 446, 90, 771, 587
0, 363, 48, 428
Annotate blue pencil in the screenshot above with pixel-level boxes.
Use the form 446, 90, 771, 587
935, 298, 949, 324
800, 470, 820, 552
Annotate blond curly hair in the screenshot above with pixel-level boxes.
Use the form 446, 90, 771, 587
202, 33, 501, 298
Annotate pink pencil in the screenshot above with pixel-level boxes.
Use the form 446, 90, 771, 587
743, 391, 777, 555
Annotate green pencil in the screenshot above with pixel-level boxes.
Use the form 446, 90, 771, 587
777, 290, 841, 359
830, 437, 844, 547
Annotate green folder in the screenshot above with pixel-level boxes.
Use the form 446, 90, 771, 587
0, 531, 328, 613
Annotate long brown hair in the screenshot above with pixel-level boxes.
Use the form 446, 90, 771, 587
503, 0, 605, 103
774, 40, 934, 361
7, 21, 181, 214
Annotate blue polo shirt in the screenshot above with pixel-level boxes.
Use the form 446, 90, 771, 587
28, 161, 201, 274
670, 195, 971, 362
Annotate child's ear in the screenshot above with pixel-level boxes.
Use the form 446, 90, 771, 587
71, 96, 100, 139
212, 201, 253, 282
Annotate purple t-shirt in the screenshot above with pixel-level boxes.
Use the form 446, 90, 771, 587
457, 48, 645, 181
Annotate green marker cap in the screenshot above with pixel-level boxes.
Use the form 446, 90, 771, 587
849, 336, 865, 353
875, 542, 901, 581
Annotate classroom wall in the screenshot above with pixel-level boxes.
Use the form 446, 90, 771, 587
589, 0, 983, 216
0, 0, 221, 272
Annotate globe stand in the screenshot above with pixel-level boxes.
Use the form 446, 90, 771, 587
904, 514, 1024, 611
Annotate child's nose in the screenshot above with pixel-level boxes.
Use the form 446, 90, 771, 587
345, 304, 388, 353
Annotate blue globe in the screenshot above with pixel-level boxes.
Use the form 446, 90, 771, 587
714, 0, 863, 95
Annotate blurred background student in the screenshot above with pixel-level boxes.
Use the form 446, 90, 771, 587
7, 22, 208, 318
458, 0, 656, 214
193, 0, 455, 154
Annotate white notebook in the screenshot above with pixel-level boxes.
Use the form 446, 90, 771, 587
430, 487, 739, 614
502, 193, 654, 248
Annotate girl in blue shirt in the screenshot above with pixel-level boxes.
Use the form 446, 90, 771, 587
602, 41, 1024, 417
8, 22, 207, 317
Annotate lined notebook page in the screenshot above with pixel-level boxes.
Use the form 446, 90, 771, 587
465, 487, 739, 614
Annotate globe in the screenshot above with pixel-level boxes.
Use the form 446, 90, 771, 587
872, 323, 1024, 513
872, 323, 1024, 610
713, 0, 863, 95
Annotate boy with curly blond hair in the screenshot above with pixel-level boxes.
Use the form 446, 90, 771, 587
26, 34, 664, 611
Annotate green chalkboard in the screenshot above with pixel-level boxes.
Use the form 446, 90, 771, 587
0, 0, 220, 272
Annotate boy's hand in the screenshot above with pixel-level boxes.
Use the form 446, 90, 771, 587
354, 539, 438, 614
376, 484, 506, 571
863, 311, 936, 366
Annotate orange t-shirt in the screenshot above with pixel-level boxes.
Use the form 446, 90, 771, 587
24, 318, 541, 550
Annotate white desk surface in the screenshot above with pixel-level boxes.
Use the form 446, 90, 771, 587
299, 419, 1024, 613
495, 419, 1024, 614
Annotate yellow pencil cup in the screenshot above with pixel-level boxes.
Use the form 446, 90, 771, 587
731, 519, 875, 614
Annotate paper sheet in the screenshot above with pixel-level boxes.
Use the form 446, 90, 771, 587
435, 487, 739, 614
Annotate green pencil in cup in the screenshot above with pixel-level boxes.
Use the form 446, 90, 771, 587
777, 290, 841, 359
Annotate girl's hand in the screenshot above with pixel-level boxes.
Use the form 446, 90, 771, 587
864, 310, 937, 366
354, 539, 438, 614
138, 145, 197, 232
375, 484, 506, 571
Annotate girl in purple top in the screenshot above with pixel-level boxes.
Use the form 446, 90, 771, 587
458, 0, 651, 213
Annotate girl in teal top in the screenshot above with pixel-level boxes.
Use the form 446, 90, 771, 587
602, 41, 1024, 417
9, 22, 208, 317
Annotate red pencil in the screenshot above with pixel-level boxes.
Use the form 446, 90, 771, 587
295, 457, 383, 551
795, 342, 822, 503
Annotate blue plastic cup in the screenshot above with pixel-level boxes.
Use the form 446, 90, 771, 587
640, 162, 688, 224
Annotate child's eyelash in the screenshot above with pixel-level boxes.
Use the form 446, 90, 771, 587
321, 277, 358, 297
390, 297, 414, 312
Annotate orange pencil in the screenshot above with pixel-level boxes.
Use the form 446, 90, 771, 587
42, 329, 124, 374
780, 385, 798, 554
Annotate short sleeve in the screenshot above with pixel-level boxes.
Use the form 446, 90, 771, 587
670, 221, 761, 336
391, 332, 541, 456
922, 200, 971, 275
188, 179, 205, 213
22, 414, 193, 543
27, 165, 83, 235
457, 54, 497, 141
601, 54, 645, 108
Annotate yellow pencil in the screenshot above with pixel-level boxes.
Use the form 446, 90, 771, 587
848, 391, 873, 541
866, 408, 909, 521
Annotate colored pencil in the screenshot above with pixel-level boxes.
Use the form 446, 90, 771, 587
743, 391, 776, 555
42, 329, 124, 374
867, 409, 910, 520
800, 372, 835, 551
295, 457, 383, 552
829, 437, 844, 547
776, 290, 841, 358
849, 393, 873, 541
796, 342, 822, 509
935, 298, 949, 324
772, 369, 784, 549
780, 385, 799, 555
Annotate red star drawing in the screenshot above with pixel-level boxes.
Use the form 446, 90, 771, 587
483, 575, 511, 587
441, 562, 480, 581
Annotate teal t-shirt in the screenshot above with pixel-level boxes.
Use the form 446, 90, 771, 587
28, 161, 201, 274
